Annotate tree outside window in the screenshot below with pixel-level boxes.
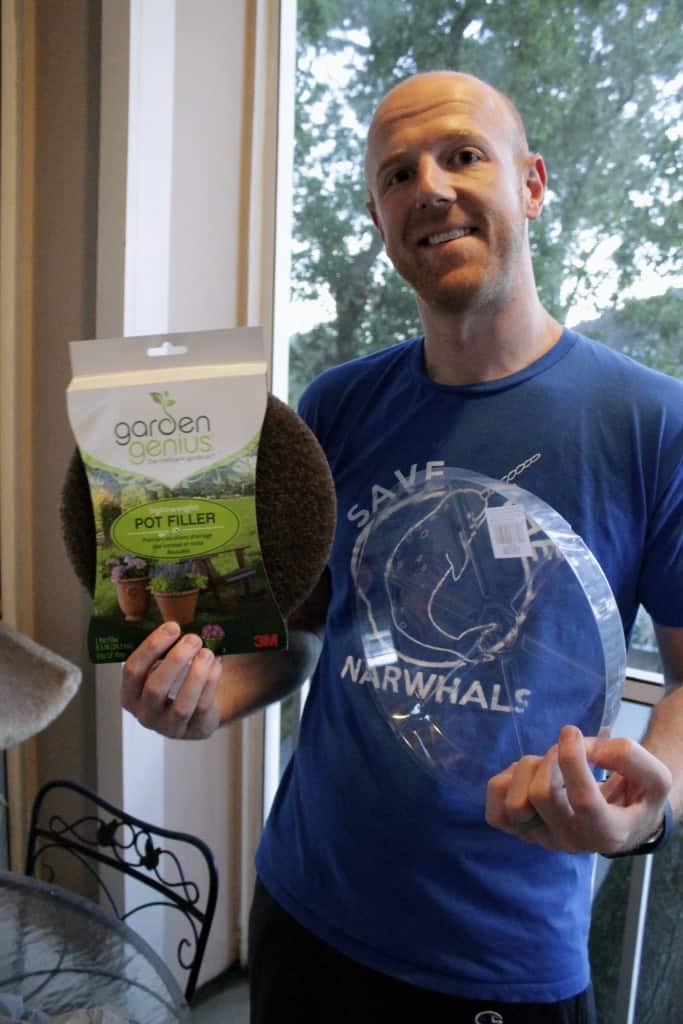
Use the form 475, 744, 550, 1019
289, 0, 681, 402
288, 0, 681, 674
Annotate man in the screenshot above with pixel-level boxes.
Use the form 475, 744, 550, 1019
122, 72, 683, 1021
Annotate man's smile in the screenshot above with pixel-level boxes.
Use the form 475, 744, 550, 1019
419, 227, 477, 246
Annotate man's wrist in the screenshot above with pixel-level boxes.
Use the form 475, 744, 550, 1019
603, 800, 674, 858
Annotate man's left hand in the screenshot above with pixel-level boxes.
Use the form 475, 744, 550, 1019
485, 725, 672, 854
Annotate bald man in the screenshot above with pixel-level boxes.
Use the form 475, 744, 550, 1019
122, 72, 683, 1023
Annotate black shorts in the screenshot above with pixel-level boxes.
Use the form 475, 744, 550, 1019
248, 878, 597, 1024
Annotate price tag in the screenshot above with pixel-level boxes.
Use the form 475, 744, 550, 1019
485, 505, 533, 559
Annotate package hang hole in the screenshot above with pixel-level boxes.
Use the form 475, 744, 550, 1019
146, 340, 189, 357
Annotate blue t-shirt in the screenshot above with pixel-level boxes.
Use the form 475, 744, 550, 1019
255, 329, 683, 1002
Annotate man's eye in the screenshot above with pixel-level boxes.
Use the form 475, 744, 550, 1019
386, 167, 412, 187
450, 149, 482, 166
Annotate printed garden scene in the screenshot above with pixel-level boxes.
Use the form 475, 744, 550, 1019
85, 451, 284, 658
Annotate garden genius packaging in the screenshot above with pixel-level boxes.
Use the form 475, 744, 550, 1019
66, 327, 286, 664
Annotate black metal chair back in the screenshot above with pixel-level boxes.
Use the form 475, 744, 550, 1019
25, 778, 218, 1003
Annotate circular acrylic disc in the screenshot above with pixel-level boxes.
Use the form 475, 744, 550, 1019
351, 468, 626, 802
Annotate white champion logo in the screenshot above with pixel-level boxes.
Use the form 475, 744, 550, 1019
474, 1012, 504, 1024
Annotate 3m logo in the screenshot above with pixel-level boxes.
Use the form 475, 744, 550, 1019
253, 633, 280, 649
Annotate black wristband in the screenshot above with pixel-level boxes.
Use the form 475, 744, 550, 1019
603, 800, 674, 858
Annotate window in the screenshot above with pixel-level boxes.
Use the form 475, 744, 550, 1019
589, 691, 683, 1023
287, 0, 681, 406
0, 755, 7, 871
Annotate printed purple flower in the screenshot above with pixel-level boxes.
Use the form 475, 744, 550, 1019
201, 624, 225, 640
107, 554, 149, 581
123, 554, 146, 568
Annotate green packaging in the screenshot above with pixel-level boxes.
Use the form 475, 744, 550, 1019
66, 327, 286, 664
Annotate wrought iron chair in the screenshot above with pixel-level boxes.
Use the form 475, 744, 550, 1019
25, 778, 218, 1003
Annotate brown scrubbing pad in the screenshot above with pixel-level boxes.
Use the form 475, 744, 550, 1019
62, 447, 97, 594
255, 395, 336, 615
60, 394, 336, 618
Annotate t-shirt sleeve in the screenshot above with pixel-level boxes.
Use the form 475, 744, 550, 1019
297, 382, 317, 428
638, 452, 683, 628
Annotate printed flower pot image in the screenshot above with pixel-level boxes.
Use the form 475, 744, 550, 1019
149, 566, 207, 626
115, 578, 150, 622
107, 556, 151, 622
203, 636, 223, 653
152, 589, 200, 626
201, 624, 226, 653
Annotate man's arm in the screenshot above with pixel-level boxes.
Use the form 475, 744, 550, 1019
639, 624, 683, 816
485, 623, 683, 854
121, 571, 331, 740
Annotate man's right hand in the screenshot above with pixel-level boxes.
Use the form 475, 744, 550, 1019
122, 571, 331, 741
121, 622, 224, 740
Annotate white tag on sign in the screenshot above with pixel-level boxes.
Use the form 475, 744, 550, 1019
485, 505, 533, 559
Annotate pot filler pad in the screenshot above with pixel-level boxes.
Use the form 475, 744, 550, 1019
352, 468, 626, 802
67, 327, 285, 664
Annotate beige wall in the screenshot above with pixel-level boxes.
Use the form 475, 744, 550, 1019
31, 1, 100, 807
1, 0, 102, 876
3, 4, 278, 978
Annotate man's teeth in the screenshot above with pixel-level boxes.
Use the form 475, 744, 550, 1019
426, 228, 473, 245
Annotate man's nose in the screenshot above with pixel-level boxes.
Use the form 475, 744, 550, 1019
415, 158, 455, 207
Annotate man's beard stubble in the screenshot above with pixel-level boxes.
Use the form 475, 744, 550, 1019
391, 203, 528, 317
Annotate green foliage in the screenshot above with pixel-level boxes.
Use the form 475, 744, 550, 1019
149, 568, 207, 594
584, 289, 683, 379
120, 483, 150, 511
100, 502, 119, 545
90, 486, 115, 527
290, 0, 683, 402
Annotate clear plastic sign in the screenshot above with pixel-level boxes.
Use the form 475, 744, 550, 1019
351, 468, 626, 802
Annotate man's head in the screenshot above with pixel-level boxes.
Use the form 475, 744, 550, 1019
364, 71, 546, 317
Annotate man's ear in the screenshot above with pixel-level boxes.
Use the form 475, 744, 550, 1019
366, 199, 385, 241
524, 154, 547, 221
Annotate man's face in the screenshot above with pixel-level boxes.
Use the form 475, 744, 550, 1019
365, 74, 543, 316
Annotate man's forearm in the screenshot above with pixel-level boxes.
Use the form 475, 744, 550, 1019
216, 628, 323, 725
642, 624, 683, 817
641, 686, 683, 818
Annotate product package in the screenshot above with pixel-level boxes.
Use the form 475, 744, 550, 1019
66, 327, 286, 664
